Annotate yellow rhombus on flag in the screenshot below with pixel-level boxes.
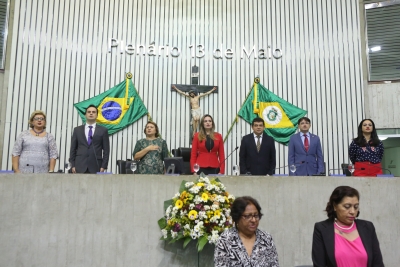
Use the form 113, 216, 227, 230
238, 78, 307, 145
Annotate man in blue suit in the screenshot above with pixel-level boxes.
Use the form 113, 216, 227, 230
288, 117, 324, 175
239, 117, 276, 175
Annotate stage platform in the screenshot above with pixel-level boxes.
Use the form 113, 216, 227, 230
0, 174, 398, 267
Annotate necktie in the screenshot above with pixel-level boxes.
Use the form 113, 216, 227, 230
256, 135, 261, 152
88, 126, 93, 145
304, 134, 309, 152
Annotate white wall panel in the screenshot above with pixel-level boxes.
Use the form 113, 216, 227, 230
2, 0, 365, 175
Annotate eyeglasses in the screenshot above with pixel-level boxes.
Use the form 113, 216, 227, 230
241, 214, 261, 221
33, 117, 45, 121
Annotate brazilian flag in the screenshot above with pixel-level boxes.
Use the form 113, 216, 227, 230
74, 73, 148, 135
238, 77, 307, 145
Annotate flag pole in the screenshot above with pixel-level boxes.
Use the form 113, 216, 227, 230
223, 77, 259, 142
126, 72, 171, 156
223, 84, 254, 142
125, 72, 154, 122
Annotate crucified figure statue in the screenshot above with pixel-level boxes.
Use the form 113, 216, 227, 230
172, 85, 217, 133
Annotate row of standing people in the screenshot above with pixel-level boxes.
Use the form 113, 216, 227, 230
214, 186, 384, 266
184, 115, 384, 177
11, 106, 384, 176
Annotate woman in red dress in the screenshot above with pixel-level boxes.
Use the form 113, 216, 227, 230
190, 114, 225, 175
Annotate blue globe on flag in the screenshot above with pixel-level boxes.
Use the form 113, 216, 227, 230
101, 101, 122, 121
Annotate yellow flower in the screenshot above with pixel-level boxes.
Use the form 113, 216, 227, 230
197, 183, 204, 187
180, 191, 188, 199
224, 196, 229, 203
175, 199, 183, 209
206, 211, 213, 218
201, 193, 208, 201
188, 210, 198, 220
214, 210, 221, 217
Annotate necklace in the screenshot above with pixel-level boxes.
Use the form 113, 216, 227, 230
32, 128, 45, 136
334, 220, 355, 235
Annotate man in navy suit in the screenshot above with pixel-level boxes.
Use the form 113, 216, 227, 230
239, 118, 276, 175
288, 117, 324, 175
69, 105, 110, 173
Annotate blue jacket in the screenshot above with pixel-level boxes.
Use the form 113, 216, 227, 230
288, 132, 324, 175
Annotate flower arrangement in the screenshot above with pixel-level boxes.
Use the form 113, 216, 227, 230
158, 174, 235, 251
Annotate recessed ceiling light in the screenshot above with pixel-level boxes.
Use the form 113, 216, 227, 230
370, 46, 381, 52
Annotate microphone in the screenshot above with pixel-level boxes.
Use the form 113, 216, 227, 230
357, 165, 392, 175
380, 168, 392, 175
328, 167, 366, 176
217, 146, 239, 173
219, 146, 239, 167
90, 136, 101, 172
26, 164, 35, 173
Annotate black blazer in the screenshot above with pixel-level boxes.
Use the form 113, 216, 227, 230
239, 132, 276, 175
312, 219, 384, 267
69, 124, 110, 173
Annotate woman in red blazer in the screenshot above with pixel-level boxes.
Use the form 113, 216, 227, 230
190, 114, 225, 174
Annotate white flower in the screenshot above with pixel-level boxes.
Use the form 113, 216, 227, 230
218, 215, 226, 226
171, 230, 178, 238
162, 229, 168, 239
166, 206, 172, 217
189, 204, 195, 209
198, 211, 206, 219
189, 186, 200, 194
210, 216, 218, 223
180, 210, 187, 216
194, 224, 201, 232
204, 205, 210, 210
206, 184, 214, 191
171, 209, 178, 217
185, 182, 194, 188
207, 230, 220, 244
184, 224, 191, 230
194, 195, 202, 204
190, 230, 199, 239
216, 195, 225, 203
211, 204, 219, 211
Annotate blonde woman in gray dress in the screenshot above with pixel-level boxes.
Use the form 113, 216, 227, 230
12, 110, 58, 173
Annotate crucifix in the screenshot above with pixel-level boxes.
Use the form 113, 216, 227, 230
171, 66, 218, 138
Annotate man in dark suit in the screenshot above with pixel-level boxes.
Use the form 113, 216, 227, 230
239, 117, 276, 175
288, 117, 324, 175
69, 105, 110, 173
